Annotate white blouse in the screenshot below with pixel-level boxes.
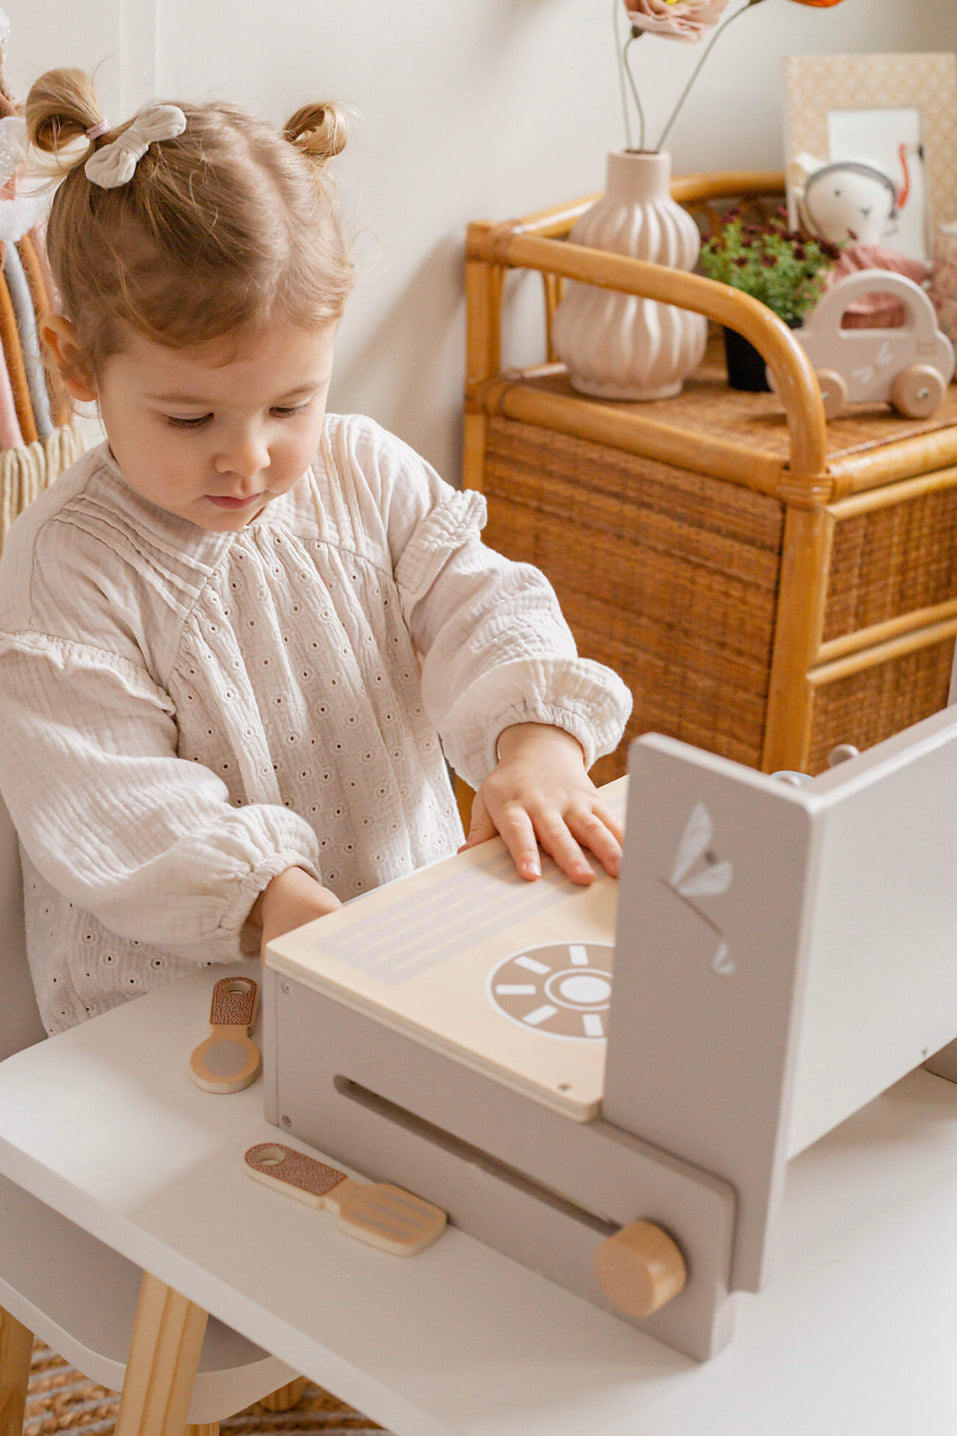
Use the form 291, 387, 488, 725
0, 414, 631, 1033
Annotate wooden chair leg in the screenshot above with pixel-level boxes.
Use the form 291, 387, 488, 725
0, 1306, 33, 1436
258, 1376, 306, 1412
186, 1425, 218, 1436
114, 1273, 209, 1436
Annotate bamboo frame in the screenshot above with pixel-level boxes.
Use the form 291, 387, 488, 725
466, 228, 828, 489
762, 505, 834, 772
465, 171, 957, 774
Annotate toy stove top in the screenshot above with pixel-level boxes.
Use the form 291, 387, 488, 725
265, 779, 627, 1121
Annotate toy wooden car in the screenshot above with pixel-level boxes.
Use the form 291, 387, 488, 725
784, 269, 955, 419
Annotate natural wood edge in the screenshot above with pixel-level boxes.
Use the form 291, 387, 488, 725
809, 614, 957, 687
817, 599, 957, 665
669, 170, 785, 207
0, 1306, 33, 1436
762, 507, 834, 772
475, 376, 787, 498
593, 1220, 688, 1319
827, 441, 957, 504
461, 410, 489, 495
115, 1274, 209, 1436
258, 1377, 306, 1413
454, 775, 474, 833
466, 171, 785, 249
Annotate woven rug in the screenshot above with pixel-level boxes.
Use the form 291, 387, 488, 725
25, 1342, 388, 1436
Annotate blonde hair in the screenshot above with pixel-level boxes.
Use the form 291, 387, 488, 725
26, 69, 354, 372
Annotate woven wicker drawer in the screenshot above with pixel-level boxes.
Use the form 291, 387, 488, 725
482, 417, 782, 782
479, 402, 957, 781
824, 474, 957, 642
805, 635, 955, 775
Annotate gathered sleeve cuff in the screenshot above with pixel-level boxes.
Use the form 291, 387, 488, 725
439, 656, 633, 790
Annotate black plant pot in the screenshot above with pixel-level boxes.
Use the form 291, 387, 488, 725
722, 326, 771, 392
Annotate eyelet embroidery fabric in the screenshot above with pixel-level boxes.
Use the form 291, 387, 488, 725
0, 414, 631, 1033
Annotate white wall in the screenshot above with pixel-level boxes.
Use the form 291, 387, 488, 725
5, 0, 957, 482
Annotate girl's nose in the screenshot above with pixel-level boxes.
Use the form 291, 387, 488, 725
214, 427, 270, 481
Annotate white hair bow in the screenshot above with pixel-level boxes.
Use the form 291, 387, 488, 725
84, 104, 186, 189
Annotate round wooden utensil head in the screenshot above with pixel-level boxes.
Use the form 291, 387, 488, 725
189, 1032, 261, 1093
593, 1219, 687, 1318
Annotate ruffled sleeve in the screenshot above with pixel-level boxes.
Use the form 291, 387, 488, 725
340, 417, 633, 789
0, 631, 322, 960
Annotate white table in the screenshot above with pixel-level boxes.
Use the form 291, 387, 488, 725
0, 965, 955, 1436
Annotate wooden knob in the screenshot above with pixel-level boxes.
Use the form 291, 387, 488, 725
594, 1219, 687, 1318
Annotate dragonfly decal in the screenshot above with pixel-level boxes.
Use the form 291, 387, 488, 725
663, 803, 735, 976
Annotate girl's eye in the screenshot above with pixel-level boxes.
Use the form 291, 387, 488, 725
165, 414, 212, 429
271, 401, 311, 418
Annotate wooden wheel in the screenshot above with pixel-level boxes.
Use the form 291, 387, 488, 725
815, 369, 847, 420
891, 364, 946, 419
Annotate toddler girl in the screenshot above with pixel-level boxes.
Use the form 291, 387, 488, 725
0, 70, 631, 1035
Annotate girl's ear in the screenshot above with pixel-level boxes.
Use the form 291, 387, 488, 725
41, 316, 98, 402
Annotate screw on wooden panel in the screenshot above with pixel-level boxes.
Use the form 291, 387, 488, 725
594, 1219, 687, 1318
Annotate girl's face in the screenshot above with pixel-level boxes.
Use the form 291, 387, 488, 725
87, 321, 337, 531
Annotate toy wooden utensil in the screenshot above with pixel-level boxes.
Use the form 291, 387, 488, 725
189, 976, 262, 1093
244, 1142, 447, 1255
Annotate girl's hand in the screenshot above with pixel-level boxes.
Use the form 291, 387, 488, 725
461, 723, 622, 885
248, 865, 342, 959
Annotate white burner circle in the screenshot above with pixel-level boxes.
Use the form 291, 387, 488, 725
554, 973, 612, 1007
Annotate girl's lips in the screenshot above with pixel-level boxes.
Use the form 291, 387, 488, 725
206, 493, 262, 510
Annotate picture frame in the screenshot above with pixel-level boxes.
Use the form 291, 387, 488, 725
783, 52, 957, 264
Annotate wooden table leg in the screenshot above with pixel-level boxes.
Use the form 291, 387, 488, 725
258, 1377, 306, 1413
0, 1305, 33, 1436
115, 1273, 209, 1436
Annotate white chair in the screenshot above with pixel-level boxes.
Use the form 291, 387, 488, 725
0, 790, 302, 1436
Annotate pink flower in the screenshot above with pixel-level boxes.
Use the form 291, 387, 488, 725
622, 0, 731, 43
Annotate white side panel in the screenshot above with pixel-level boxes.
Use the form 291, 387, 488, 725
787, 709, 957, 1154
602, 736, 815, 1295
607, 710, 957, 1296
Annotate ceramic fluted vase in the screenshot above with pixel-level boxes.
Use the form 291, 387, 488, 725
551, 150, 707, 401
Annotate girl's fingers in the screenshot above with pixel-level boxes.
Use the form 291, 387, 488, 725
496, 804, 543, 881
532, 809, 597, 886
461, 782, 623, 886
567, 805, 623, 878
590, 802, 624, 845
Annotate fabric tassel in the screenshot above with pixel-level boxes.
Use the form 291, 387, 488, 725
5, 240, 52, 439
0, 249, 36, 445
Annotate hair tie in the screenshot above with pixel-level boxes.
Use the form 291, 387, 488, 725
85, 118, 111, 142
84, 104, 186, 189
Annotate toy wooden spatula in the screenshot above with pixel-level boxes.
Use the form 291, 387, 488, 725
244, 1142, 447, 1255
189, 976, 262, 1093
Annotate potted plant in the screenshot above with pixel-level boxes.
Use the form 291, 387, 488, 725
699, 211, 841, 390
550, 0, 847, 401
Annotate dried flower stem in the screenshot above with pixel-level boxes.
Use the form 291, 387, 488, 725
656, 0, 763, 150
616, 0, 767, 155
614, 0, 646, 151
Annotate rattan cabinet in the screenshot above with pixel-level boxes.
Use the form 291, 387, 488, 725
464, 173, 957, 783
